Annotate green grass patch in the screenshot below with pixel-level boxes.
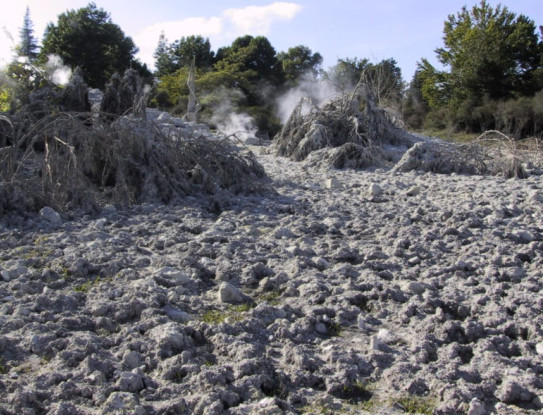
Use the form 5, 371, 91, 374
392, 394, 437, 415
201, 303, 255, 324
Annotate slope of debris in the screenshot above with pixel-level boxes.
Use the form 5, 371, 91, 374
1, 142, 543, 414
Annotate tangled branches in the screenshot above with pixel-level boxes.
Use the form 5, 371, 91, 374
274, 83, 414, 163
0, 111, 266, 216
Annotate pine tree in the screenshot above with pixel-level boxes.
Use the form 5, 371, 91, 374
153, 31, 176, 77
17, 6, 38, 60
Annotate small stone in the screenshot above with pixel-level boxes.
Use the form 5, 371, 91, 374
357, 315, 367, 331
103, 392, 139, 414
163, 305, 191, 323
325, 177, 340, 189
122, 350, 142, 370
94, 218, 107, 229
535, 342, 543, 355
314, 322, 328, 335
370, 336, 383, 351
117, 371, 144, 393
218, 282, 243, 304
39, 206, 61, 224
406, 186, 421, 196
467, 398, 486, 415
368, 183, 383, 197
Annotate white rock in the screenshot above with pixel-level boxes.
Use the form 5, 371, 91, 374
376, 328, 397, 345
406, 186, 421, 196
467, 398, 486, 415
357, 315, 367, 331
535, 342, 543, 355
368, 183, 383, 197
117, 371, 144, 393
218, 282, 243, 304
148, 323, 186, 351
39, 206, 61, 224
103, 392, 140, 414
122, 350, 142, 370
325, 177, 340, 189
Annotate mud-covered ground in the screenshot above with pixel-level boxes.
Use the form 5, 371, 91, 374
1, 143, 543, 414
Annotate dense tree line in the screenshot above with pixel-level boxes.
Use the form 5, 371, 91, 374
404, 0, 543, 137
2, 1, 542, 138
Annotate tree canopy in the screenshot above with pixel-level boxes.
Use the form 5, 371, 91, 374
436, 0, 542, 102
40, 2, 139, 88
277, 45, 322, 82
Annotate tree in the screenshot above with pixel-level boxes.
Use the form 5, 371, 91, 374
17, 7, 38, 60
436, 0, 542, 103
277, 45, 322, 82
153, 31, 176, 77
215, 35, 282, 86
170, 35, 215, 70
40, 3, 139, 88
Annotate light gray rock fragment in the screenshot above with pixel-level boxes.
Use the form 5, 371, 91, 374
103, 392, 143, 414
122, 350, 142, 370
218, 282, 243, 304
467, 398, 486, 415
406, 185, 421, 196
39, 206, 61, 224
116, 370, 144, 393
163, 304, 191, 323
368, 183, 383, 197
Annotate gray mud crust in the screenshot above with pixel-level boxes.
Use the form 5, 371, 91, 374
1, 145, 543, 414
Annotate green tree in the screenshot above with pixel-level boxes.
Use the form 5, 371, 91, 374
170, 35, 215, 70
153, 31, 176, 77
40, 2, 139, 88
216, 35, 282, 87
437, 0, 542, 103
17, 7, 39, 60
277, 45, 322, 82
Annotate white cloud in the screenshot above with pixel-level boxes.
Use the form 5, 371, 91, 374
134, 2, 302, 69
223, 2, 302, 36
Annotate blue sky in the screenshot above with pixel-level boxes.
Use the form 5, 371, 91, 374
1, 0, 541, 81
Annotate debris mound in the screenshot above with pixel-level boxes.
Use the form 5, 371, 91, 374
393, 131, 533, 178
0, 110, 267, 216
274, 82, 415, 165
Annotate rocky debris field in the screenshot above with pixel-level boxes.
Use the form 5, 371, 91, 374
1, 143, 543, 415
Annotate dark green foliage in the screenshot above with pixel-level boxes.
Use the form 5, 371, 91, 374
17, 7, 39, 60
413, 1, 543, 135
437, 1, 542, 102
40, 2, 140, 89
171, 35, 215, 70
277, 45, 322, 82
153, 32, 177, 77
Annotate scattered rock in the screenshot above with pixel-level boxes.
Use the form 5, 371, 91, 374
39, 206, 61, 224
